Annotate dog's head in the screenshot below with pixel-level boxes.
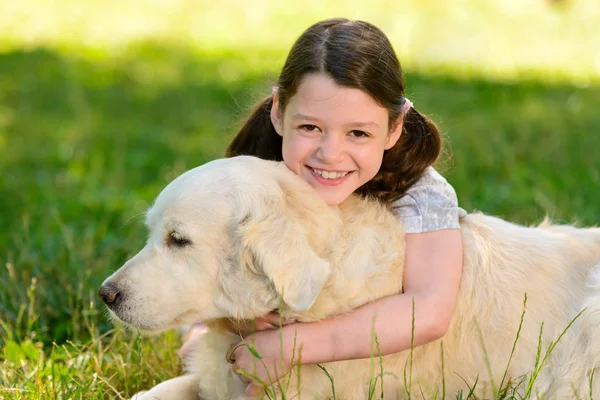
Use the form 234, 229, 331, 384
99, 156, 340, 332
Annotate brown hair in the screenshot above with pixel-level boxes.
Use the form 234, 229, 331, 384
226, 18, 442, 204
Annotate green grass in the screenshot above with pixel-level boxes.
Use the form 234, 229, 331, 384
2, 325, 181, 399
1, 0, 599, 398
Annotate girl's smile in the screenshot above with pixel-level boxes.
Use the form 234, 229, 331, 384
307, 166, 354, 186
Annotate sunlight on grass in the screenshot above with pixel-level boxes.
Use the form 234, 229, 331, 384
0, 0, 599, 83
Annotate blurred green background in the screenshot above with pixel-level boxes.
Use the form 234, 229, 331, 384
0, 0, 599, 397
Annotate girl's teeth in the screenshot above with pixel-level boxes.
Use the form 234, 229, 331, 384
313, 168, 349, 179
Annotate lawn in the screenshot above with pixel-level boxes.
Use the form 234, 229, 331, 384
1, 0, 599, 398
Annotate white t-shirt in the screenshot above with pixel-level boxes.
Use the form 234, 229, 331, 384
391, 167, 466, 234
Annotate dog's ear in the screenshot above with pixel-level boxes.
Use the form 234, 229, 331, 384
238, 174, 338, 312
241, 218, 330, 311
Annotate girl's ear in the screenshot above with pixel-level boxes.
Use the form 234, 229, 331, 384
385, 117, 403, 150
270, 95, 284, 137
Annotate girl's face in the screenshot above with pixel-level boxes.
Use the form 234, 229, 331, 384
271, 72, 402, 206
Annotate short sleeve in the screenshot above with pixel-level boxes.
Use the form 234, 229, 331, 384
391, 167, 467, 234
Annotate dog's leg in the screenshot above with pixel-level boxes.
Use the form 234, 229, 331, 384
130, 374, 201, 400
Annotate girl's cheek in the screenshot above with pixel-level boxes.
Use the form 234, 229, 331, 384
286, 135, 306, 153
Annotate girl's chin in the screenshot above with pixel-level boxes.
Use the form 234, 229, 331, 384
299, 168, 361, 205
313, 188, 353, 206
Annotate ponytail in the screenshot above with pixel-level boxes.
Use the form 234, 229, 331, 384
225, 96, 283, 161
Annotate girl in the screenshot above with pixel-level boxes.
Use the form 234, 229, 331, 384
184, 18, 465, 397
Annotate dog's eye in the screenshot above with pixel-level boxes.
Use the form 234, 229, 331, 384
167, 231, 192, 248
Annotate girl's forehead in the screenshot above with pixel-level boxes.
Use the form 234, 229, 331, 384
287, 73, 387, 120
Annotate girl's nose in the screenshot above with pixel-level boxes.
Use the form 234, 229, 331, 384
317, 133, 344, 163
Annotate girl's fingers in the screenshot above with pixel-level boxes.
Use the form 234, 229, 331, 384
178, 323, 207, 359
227, 312, 297, 335
261, 312, 296, 328
263, 312, 282, 325
255, 319, 278, 331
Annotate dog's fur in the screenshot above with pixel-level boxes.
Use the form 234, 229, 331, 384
100, 156, 600, 399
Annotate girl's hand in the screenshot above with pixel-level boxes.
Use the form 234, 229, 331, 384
178, 313, 295, 360
226, 311, 295, 337
227, 328, 293, 398
178, 323, 208, 359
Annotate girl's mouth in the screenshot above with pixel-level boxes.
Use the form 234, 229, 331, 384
307, 166, 353, 185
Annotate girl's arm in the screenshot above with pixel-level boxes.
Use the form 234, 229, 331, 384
229, 228, 463, 397
282, 228, 463, 363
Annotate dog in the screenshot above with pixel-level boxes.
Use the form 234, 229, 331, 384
99, 156, 600, 399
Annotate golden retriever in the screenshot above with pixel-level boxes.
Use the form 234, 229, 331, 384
99, 156, 600, 399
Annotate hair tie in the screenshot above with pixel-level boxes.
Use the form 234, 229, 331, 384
403, 97, 413, 114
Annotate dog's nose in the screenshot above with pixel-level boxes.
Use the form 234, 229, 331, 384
98, 283, 122, 308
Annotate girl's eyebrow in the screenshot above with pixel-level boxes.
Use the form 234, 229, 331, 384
291, 113, 322, 123
346, 121, 380, 128
291, 113, 379, 128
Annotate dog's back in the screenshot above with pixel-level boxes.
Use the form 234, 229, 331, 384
277, 206, 600, 398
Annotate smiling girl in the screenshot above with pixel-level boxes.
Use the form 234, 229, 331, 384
186, 18, 465, 397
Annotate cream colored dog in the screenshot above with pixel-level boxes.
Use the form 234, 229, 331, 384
99, 156, 600, 399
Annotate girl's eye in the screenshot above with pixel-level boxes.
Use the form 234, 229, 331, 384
299, 124, 320, 132
349, 130, 369, 138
